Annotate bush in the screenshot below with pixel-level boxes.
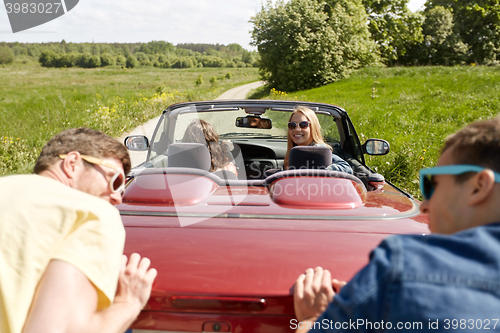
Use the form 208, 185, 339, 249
39, 50, 57, 67
172, 57, 195, 68
88, 55, 101, 68
57, 52, 79, 67
225, 59, 237, 68
126, 55, 138, 68
116, 55, 126, 66
134, 52, 149, 62
134, 52, 150, 65
195, 74, 203, 86
199, 56, 224, 67
27, 45, 40, 58
149, 54, 159, 63
225, 72, 233, 79
0, 47, 14, 65
209, 76, 217, 87
100, 53, 116, 66
78, 52, 92, 68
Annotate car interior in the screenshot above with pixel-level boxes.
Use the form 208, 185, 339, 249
126, 102, 388, 193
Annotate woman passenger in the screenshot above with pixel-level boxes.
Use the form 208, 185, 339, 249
284, 106, 353, 173
182, 119, 238, 175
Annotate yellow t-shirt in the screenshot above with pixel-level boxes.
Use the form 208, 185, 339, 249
0, 174, 125, 333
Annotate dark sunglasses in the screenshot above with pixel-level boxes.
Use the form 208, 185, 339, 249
419, 165, 500, 200
288, 121, 310, 130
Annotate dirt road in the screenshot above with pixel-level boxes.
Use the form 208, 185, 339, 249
120, 81, 265, 167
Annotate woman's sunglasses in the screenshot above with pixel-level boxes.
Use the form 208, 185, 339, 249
419, 165, 500, 200
59, 154, 126, 193
288, 121, 310, 130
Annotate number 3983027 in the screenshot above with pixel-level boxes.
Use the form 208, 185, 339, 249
5, 2, 62, 14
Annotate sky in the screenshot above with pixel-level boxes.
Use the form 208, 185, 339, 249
0, 0, 427, 50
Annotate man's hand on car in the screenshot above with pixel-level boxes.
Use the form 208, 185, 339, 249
114, 253, 158, 314
294, 267, 346, 333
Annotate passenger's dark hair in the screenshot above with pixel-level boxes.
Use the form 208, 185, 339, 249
442, 117, 500, 183
182, 119, 228, 172
34, 127, 131, 175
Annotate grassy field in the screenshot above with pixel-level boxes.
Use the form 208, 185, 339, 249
258, 66, 500, 198
0, 63, 259, 175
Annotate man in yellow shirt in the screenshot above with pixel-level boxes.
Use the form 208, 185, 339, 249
0, 127, 157, 333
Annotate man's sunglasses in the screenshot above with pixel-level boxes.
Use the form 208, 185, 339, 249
59, 154, 126, 193
288, 121, 310, 130
419, 165, 500, 200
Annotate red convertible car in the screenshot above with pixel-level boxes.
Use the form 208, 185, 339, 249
119, 100, 428, 333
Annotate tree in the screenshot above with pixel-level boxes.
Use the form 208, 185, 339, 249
126, 55, 138, 68
58, 52, 79, 67
425, 0, 500, 64
27, 45, 40, 58
362, 0, 424, 65
78, 52, 93, 68
419, 6, 467, 65
100, 53, 116, 66
39, 50, 57, 67
139, 40, 175, 54
241, 50, 253, 64
172, 57, 195, 68
116, 55, 126, 66
87, 55, 101, 68
134, 52, 149, 65
251, 0, 378, 91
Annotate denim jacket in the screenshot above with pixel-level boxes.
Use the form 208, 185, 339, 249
310, 223, 500, 332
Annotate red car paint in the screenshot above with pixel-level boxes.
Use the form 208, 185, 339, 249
118, 174, 428, 332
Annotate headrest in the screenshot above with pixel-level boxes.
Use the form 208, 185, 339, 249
167, 143, 211, 170
289, 145, 332, 170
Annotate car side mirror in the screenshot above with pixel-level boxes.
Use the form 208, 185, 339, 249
125, 135, 149, 151
362, 139, 390, 155
235, 116, 272, 129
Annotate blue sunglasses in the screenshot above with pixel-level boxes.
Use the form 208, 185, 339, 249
420, 165, 500, 200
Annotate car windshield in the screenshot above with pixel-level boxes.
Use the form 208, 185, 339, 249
175, 109, 288, 140
146, 103, 345, 178
153, 108, 340, 145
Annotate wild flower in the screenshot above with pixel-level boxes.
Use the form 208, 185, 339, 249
270, 88, 287, 96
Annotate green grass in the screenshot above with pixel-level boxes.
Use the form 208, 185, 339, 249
0, 63, 259, 175
263, 66, 500, 198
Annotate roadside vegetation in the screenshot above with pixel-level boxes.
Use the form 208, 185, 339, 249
257, 65, 500, 198
0, 64, 259, 175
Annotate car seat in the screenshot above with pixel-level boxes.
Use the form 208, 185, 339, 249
288, 145, 332, 170
167, 143, 211, 170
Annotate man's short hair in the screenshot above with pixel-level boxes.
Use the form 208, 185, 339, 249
34, 127, 131, 175
443, 117, 500, 177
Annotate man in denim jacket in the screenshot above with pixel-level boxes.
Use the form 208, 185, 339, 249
294, 117, 500, 332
